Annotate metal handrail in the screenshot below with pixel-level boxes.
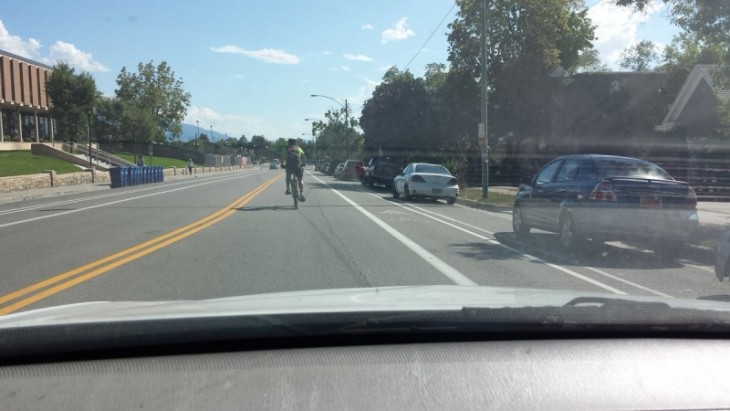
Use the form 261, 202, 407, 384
63, 143, 135, 167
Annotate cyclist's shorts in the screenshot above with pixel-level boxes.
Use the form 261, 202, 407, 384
286, 166, 304, 180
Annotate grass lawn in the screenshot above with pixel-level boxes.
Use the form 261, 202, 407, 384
462, 187, 515, 207
0, 151, 83, 177
116, 153, 192, 168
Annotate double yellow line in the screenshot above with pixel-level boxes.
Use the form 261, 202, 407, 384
0, 174, 281, 316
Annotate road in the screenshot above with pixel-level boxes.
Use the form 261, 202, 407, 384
0, 166, 725, 316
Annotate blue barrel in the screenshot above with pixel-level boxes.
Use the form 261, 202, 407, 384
132, 167, 140, 185
120, 167, 129, 187
159, 166, 164, 182
109, 167, 122, 188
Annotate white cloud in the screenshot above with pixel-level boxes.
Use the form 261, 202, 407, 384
185, 105, 280, 138
43, 41, 109, 72
361, 24, 373, 30
0, 20, 42, 58
341, 65, 351, 71
323, 50, 332, 55
0, 20, 107, 72
381, 17, 415, 43
343, 53, 373, 62
588, 0, 662, 67
212, 45, 301, 64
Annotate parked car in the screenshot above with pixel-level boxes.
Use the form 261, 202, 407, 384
362, 156, 403, 188
512, 154, 699, 254
392, 163, 459, 204
319, 162, 330, 174
326, 161, 342, 176
340, 160, 364, 181
716, 230, 730, 282
269, 162, 278, 170
333, 163, 346, 179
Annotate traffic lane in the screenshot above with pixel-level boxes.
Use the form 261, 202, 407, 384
0, 169, 262, 223
25, 169, 455, 311
360, 181, 722, 299
312, 176, 631, 295
0, 171, 271, 297
349, 177, 723, 300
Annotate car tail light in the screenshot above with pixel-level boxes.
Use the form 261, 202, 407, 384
590, 180, 616, 201
448, 178, 457, 186
685, 186, 697, 207
411, 175, 426, 183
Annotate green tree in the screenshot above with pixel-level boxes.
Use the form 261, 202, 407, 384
360, 67, 440, 156
659, 32, 725, 94
620, 40, 659, 71
46, 63, 99, 141
446, 0, 595, 152
115, 61, 191, 143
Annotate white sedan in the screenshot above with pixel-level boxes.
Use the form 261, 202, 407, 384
392, 163, 459, 204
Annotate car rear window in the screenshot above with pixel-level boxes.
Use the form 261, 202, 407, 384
594, 158, 673, 180
415, 164, 450, 174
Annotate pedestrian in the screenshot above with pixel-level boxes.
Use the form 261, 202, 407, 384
187, 158, 194, 175
137, 155, 144, 166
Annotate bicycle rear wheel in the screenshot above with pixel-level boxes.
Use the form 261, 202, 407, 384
291, 176, 299, 209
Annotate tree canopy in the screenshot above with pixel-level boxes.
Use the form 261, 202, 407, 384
46, 63, 99, 141
115, 61, 191, 143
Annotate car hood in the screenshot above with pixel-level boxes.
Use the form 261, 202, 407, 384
0, 285, 729, 329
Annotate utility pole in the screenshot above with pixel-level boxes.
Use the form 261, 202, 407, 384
480, 0, 490, 198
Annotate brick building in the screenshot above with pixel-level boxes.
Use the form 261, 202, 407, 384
0, 48, 55, 143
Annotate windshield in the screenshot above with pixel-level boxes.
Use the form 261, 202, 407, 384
1, 0, 729, 343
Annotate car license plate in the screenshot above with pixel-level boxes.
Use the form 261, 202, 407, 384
432, 188, 442, 194
640, 195, 662, 208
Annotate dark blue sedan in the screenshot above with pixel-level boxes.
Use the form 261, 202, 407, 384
512, 154, 699, 255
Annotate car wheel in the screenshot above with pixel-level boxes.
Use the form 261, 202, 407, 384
559, 213, 580, 251
447, 197, 456, 205
404, 184, 411, 201
393, 184, 400, 199
512, 205, 531, 237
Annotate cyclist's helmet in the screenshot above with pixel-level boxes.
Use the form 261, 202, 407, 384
288, 138, 296, 146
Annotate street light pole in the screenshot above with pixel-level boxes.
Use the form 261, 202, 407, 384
210, 125, 213, 142
195, 120, 200, 151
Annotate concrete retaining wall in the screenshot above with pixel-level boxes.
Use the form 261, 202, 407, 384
0, 170, 110, 193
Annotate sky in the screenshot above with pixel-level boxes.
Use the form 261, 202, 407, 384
1, 0, 680, 141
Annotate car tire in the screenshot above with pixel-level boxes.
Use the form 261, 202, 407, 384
447, 197, 456, 205
512, 205, 531, 237
393, 184, 400, 199
559, 213, 581, 251
404, 184, 411, 201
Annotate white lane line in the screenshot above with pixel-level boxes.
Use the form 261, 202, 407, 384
375, 197, 626, 295
0, 170, 266, 217
310, 174, 478, 286
0, 172, 266, 229
369, 192, 678, 298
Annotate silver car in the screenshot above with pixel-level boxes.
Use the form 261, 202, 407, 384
392, 163, 459, 204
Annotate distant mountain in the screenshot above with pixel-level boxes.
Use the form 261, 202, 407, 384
166, 123, 228, 142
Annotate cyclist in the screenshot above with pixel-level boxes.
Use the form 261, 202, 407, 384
282, 138, 306, 202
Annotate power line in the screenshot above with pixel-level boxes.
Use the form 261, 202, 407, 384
403, 2, 458, 72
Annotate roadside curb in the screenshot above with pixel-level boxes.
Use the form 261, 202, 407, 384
455, 197, 512, 213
